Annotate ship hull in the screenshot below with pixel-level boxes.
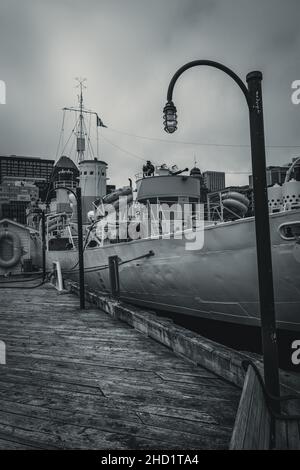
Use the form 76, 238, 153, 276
43, 209, 300, 332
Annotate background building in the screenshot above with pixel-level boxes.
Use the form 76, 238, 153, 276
0, 155, 55, 223
0, 155, 54, 183
266, 166, 288, 186
249, 165, 288, 188
203, 171, 225, 192
249, 159, 300, 189
0, 177, 40, 224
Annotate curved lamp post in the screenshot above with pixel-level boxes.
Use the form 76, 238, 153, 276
47, 185, 85, 309
163, 60, 280, 401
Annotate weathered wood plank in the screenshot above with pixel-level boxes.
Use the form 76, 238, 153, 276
0, 283, 240, 449
286, 421, 300, 450
230, 367, 255, 449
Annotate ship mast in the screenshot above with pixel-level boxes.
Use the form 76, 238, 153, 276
77, 78, 86, 163
60, 78, 107, 164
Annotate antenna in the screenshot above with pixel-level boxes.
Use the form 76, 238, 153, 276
75, 78, 87, 162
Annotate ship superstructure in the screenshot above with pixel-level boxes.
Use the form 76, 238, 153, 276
29, 86, 300, 333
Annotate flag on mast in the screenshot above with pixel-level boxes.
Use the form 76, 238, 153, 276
96, 114, 107, 128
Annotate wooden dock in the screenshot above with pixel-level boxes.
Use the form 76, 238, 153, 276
0, 283, 240, 449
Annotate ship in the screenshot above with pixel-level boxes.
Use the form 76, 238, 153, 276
29, 81, 300, 333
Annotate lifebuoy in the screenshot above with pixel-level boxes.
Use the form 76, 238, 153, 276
222, 191, 250, 207
222, 191, 250, 217
0, 231, 22, 268
222, 199, 248, 216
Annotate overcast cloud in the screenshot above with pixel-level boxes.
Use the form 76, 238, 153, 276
0, 0, 300, 187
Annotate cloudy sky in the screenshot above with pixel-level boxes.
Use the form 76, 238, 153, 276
0, 0, 300, 187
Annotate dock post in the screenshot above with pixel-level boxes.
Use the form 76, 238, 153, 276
76, 186, 85, 309
108, 255, 120, 298
246, 71, 280, 408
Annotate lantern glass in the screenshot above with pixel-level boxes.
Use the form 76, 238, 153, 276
163, 101, 178, 133
164, 125, 176, 134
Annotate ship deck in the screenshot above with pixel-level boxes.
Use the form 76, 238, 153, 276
0, 282, 240, 449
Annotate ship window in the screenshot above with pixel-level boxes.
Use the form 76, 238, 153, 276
90, 171, 94, 175
279, 222, 300, 240
84, 171, 87, 175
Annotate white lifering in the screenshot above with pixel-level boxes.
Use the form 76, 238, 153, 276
0, 231, 22, 268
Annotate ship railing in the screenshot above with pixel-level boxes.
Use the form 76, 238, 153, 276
53, 180, 77, 190
134, 172, 157, 180
66, 225, 78, 250
45, 212, 69, 250
89, 197, 234, 245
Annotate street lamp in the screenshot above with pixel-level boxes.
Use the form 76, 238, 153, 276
47, 185, 85, 309
163, 60, 280, 404
163, 101, 177, 133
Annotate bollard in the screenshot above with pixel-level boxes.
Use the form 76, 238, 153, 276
52, 261, 64, 292
108, 255, 120, 297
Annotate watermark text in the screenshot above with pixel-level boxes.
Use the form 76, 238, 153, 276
0, 80, 6, 104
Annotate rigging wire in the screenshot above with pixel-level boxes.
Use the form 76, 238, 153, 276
101, 135, 153, 163
84, 115, 95, 159
61, 114, 80, 156
55, 109, 66, 160
105, 127, 300, 150
61, 250, 154, 275
102, 134, 251, 174
68, 131, 76, 157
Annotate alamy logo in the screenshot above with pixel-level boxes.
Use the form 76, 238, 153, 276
291, 80, 300, 105
0, 80, 6, 104
94, 198, 205, 251
0, 340, 6, 365
291, 339, 300, 365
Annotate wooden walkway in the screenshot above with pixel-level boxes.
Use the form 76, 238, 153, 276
0, 283, 240, 449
